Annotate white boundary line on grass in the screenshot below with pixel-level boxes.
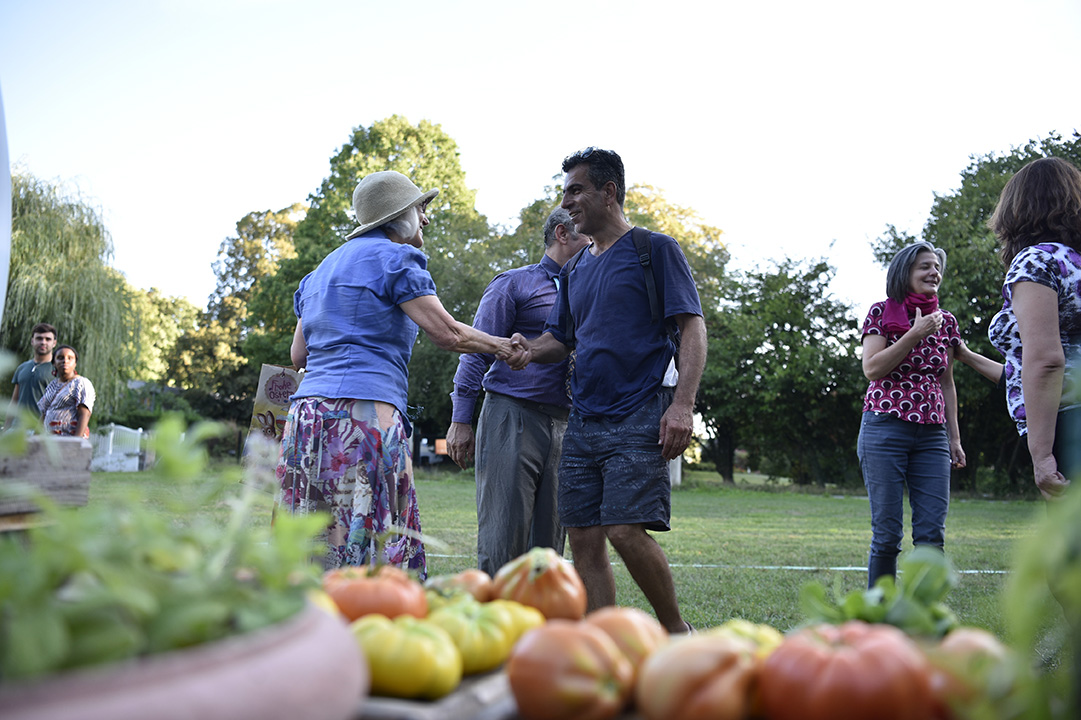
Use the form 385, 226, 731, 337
425, 555, 1009, 574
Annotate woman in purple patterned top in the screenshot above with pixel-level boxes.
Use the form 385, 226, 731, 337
857, 242, 964, 588
988, 157, 1081, 500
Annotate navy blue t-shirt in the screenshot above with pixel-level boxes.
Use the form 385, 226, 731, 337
544, 229, 702, 421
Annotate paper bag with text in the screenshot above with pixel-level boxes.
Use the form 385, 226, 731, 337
244, 364, 301, 455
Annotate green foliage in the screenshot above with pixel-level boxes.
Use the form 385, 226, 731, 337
799, 545, 960, 638
873, 131, 1081, 495
1002, 489, 1081, 716
3, 172, 142, 413
96, 382, 202, 429
156, 205, 304, 423
0, 415, 327, 682
164, 315, 257, 423
129, 288, 199, 383
208, 204, 302, 328
699, 257, 865, 484
625, 184, 729, 311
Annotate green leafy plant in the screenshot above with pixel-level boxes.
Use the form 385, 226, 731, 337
799, 545, 960, 638
0, 414, 327, 682
999, 489, 1081, 719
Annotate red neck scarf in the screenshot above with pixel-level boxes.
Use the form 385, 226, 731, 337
882, 293, 939, 334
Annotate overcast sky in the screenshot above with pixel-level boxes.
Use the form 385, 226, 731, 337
2, 0, 1079, 323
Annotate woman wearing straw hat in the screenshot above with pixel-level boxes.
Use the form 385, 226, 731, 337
275, 171, 514, 576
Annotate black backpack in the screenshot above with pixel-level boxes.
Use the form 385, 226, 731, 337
562, 226, 679, 353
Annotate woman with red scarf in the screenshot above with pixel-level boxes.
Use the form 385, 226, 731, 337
857, 242, 965, 588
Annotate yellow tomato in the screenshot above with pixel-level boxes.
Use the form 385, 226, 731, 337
350, 614, 463, 699
708, 618, 784, 658
306, 588, 343, 619
427, 600, 515, 674
487, 599, 546, 644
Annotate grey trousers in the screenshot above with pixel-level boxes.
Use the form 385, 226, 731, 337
475, 392, 567, 576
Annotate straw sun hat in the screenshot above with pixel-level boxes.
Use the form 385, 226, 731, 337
344, 171, 439, 240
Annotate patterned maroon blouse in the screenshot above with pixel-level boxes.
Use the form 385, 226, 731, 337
861, 301, 961, 424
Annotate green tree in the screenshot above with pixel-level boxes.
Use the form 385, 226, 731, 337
130, 288, 199, 383
872, 130, 1081, 494
165, 314, 252, 422
209, 204, 303, 329
166, 206, 304, 423
698, 258, 865, 485
3, 172, 140, 413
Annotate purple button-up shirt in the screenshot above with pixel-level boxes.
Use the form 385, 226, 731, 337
450, 255, 571, 423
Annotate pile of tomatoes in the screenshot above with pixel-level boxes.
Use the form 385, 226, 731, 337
317, 547, 586, 701
316, 547, 1015, 720
507, 613, 1015, 720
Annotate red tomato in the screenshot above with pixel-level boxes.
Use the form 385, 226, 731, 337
584, 606, 668, 679
506, 619, 635, 720
424, 568, 494, 602
492, 547, 587, 620
322, 565, 427, 621
759, 621, 934, 720
635, 634, 759, 720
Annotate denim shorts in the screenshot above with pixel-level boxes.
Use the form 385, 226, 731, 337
558, 390, 673, 531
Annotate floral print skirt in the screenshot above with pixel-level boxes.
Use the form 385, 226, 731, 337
275, 397, 426, 578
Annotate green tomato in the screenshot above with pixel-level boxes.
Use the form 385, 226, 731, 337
427, 600, 515, 674
351, 614, 463, 699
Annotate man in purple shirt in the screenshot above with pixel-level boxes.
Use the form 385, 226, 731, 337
447, 208, 590, 576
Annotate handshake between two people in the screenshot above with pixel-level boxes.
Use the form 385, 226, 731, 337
492, 332, 537, 370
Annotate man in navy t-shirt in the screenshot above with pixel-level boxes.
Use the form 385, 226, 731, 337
508, 148, 707, 634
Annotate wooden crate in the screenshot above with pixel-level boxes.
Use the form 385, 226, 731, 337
358, 671, 517, 720
0, 435, 92, 520
355, 670, 644, 720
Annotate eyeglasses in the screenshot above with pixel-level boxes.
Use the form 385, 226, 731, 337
573, 146, 606, 160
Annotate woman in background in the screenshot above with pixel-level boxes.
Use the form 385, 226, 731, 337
857, 242, 964, 587
989, 156, 1081, 499
38, 344, 95, 438
277, 171, 514, 576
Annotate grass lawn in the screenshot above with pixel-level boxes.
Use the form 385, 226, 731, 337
87, 461, 1052, 643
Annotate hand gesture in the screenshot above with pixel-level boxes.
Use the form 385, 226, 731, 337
493, 337, 515, 361
506, 333, 533, 371
910, 307, 943, 340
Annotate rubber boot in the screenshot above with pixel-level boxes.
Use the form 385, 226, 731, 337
867, 554, 897, 589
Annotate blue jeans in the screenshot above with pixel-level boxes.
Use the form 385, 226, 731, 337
857, 411, 950, 585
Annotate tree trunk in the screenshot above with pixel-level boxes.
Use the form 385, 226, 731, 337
709, 430, 736, 484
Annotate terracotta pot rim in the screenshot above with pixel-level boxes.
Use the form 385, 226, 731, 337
0, 601, 367, 717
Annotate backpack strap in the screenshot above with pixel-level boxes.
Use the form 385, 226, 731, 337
634, 227, 681, 357
631, 226, 660, 324
562, 228, 664, 345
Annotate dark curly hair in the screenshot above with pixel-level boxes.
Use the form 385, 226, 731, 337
562, 147, 626, 207
989, 156, 1081, 266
